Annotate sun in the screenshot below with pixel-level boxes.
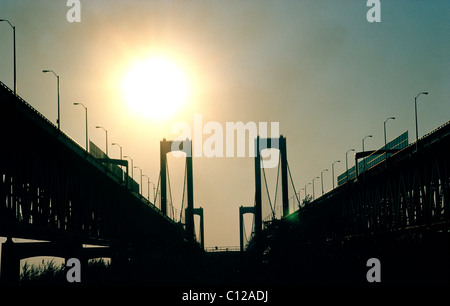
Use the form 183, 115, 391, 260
121, 56, 190, 120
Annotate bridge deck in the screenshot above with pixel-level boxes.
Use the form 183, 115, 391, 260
0, 81, 187, 247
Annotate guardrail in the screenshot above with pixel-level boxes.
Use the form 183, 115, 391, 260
0, 80, 171, 222
205, 246, 240, 252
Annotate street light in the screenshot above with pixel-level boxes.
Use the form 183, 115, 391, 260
384, 117, 395, 165
124, 155, 133, 179
312, 176, 319, 200
346, 149, 355, 182
332, 160, 340, 189
143, 174, 150, 201
111, 143, 122, 160
362, 135, 372, 173
134, 166, 143, 195
150, 181, 156, 203
112, 142, 123, 181
0, 19, 16, 95
415, 91, 429, 152
73, 103, 88, 151
140, 176, 156, 203
321, 169, 328, 195
95, 126, 108, 156
42, 70, 60, 130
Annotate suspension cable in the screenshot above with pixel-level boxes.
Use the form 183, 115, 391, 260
251, 209, 256, 239
179, 159, 187, 222
272, 153, 281, 219
243, 213, 248, 246
287, 161, 301, 208
155, 172, 161, 208
166, 159, 174, 220
261, 155, 275, 218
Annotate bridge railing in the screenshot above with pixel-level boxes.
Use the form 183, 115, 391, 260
0, 80, 163, 212
247, 119, 450, 252
205, 246, 240, 252
0, 79, 184, 245
0, 81, 58, 131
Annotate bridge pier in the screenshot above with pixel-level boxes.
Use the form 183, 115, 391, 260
0, 237, 20, 285
109, 242, 132, 283
193, 207, 204, 250
239, 206, 255, 252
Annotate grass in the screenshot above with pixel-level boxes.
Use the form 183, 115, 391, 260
19, 258, 111, 285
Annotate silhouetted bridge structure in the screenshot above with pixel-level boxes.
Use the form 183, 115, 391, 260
290, 120, 450, 240
0, 81, 202, 284
242, 120, 450, 285
1, 77, 449, 285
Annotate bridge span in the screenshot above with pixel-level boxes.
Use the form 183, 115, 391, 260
0, 81, 202, 284
1, 77, 449, 285
244, 119, 450, 285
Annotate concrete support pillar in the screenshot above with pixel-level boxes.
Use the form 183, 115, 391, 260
160, 139, 169, 216
254, 137, 262, 235
1, 238, 20, 285
280, 136, 289, 217
193, 207, 204, 249
110, 242, 130, 283
239, 206, 255, 252
185, 154, 195, 242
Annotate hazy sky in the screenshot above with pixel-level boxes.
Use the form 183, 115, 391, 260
1, 0, 449, 248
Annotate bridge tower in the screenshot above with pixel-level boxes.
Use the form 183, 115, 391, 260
193, 207, 204, 249
160, 139, 195, 242
239, 136, 289, 251
252, 136, 288, 234
239, 206, 255, 252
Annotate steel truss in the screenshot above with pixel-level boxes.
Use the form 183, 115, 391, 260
295, 129, 450, 242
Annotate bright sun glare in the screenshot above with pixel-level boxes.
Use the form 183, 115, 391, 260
121, 56, 190, 120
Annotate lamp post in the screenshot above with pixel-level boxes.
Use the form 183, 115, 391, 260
346, 149, 355, 182
124, 155, 133, 180
95, 126, 108, 156
312, 176, 319, 200
332, 160, 340, 189
415, 91, 429, 152
143, 174, 150, 201
362, 135, 372, 173
112, 142, 123, 180
134, 166, 143, 195
0, 19, 16, 95
150, 181, 156, 203
384, 117, 395, 165
73, 103, 88, 151
321, 169, 328, 195
111, 143, 122, 160
42, 70, 60, 130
